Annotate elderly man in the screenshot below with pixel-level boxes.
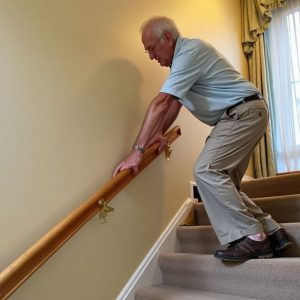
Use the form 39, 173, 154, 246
113, 16, 291, 262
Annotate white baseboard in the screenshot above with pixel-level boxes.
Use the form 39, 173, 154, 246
116, 198, 195, 300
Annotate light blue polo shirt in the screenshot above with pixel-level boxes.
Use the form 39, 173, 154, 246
160, 37, 260, 126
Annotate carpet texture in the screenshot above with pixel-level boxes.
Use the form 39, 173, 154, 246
135, 173, 300, 299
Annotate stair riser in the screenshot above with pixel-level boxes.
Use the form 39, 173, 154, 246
159, 255, 300, 300
195, 196, 300, 225
180, 240, 300, 257
241, 173, 300, 197
135, 285, 256, 300
178, 224, 300, 256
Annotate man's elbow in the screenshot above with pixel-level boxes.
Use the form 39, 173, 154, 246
153, 93, 175, 110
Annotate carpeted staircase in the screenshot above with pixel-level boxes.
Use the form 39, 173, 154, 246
135, 172, 300, 299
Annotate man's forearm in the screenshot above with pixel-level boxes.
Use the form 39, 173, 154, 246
134, 93, 178, 149
160, 99, 182, 134
112, 94, 180, 177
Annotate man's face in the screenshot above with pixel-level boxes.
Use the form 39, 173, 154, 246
142, 26, 175, 67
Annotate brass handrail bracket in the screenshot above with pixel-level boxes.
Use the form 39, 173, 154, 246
164, 143, 172, 161
98, 200, 114, 224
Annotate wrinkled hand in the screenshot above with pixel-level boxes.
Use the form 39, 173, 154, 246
112, 151, 143, 177
148, 134, 167, 154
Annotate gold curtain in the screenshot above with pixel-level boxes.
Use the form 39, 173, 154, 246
241, 0, 286, 177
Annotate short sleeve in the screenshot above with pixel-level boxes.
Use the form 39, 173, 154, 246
160, 53, 203, 99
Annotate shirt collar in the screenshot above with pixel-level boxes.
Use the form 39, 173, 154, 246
173, 36, 183, 59
170, 36, 183, 68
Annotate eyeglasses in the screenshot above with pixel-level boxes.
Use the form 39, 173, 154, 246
144, 37, 162, 55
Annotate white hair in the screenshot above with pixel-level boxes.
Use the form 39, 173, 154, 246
140, 16, 180, 39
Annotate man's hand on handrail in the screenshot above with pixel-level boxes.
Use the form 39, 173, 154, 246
148, 134, 167, 154
112, 133, 169, 178
112, 150, 143, 177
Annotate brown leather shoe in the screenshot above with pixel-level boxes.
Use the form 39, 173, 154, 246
215, 237, 273, 262
227, 237, 245, 248
269, 228, 293, 252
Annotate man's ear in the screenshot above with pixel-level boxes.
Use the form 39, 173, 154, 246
163, 32, 175, 45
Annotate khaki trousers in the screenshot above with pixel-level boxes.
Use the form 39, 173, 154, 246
194, 100, 280, 245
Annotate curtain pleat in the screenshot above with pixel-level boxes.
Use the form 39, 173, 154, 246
265, 0, 300, 172
241, 0, 286, 177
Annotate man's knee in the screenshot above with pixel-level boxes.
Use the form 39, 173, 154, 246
194, 160, 232, 187
193, 160, 210, 186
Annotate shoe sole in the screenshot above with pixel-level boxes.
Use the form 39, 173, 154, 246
214, 251, 273, 262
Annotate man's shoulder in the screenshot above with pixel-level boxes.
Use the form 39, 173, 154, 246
179, 37, 212, 55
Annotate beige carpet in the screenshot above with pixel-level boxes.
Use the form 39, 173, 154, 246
135, 173, 300, 299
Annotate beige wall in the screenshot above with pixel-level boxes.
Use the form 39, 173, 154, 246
0, 1, 249, 299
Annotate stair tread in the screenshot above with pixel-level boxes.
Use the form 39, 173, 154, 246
158, 253, 300, 299
135, 285, 256, 300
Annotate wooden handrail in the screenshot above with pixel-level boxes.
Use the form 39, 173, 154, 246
0, 126, 181, 300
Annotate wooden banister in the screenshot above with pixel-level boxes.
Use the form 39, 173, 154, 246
0, 126, 181, 300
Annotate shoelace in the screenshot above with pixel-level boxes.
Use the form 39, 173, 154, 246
228, 237, 246, 248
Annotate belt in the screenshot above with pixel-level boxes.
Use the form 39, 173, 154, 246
227, 93, 263, 112
243, 93, 263, 102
